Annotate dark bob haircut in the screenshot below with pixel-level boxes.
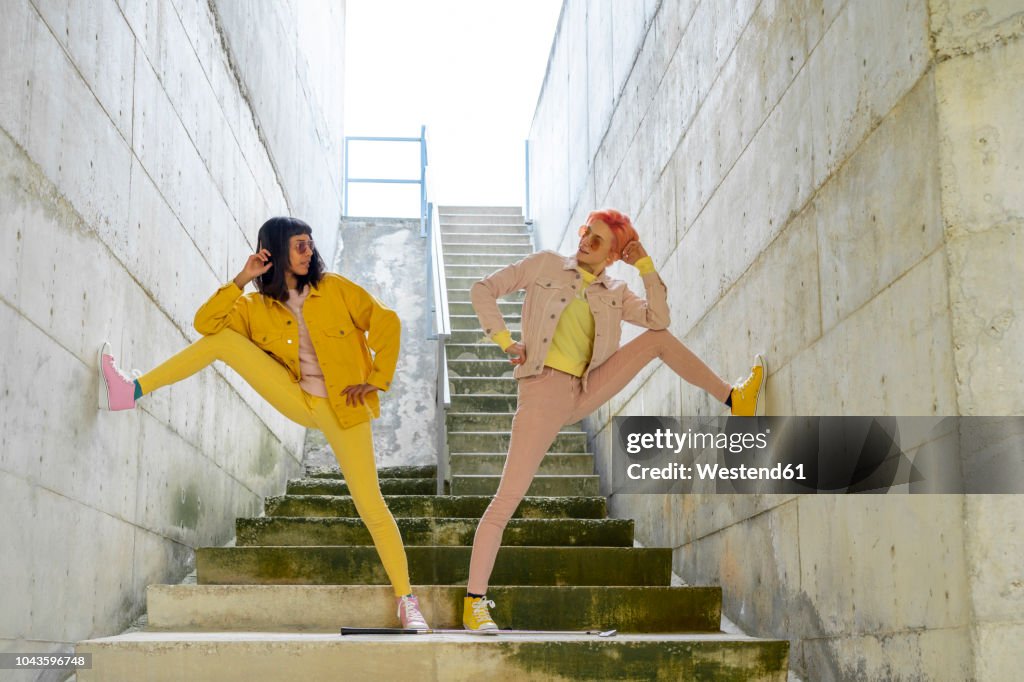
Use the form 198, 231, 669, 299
255, 217, 326, 302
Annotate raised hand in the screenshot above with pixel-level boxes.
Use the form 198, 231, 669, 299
620, 240, 649, 266
233, 249, 273, 289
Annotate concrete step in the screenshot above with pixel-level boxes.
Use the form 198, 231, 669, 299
444, 288, 525, 303
450, 393, 518, 412
442, 232, 532, 244
306, 464, 436, 480
450, 313, 520, 330
195, 546, 672, 586
448, 431, 588, 453
452, 474, 599, 497
144, 584, 720, 632
445, 343, 511, 360
264, 495, 607, 519
444, 253, 529, 266
439, 205, 522, 215
445, 264, 519, 279
447, 358, 516, 378
446, 413, 580, 431
442, 242, 533, 255
449, 453, 594, 476
77, 631, 789, 682
286, 478, 436, 496
448, 329, 492, 345
440, 214, 528, 226
441, 224, 530, 235
236, 517, 632, 547
450, 376, 518, 394
447, 300, 521, 316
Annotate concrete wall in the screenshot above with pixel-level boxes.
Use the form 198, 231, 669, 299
0, 0, 345, 672
304, 217, 438, 470
528, 1, 1022, 679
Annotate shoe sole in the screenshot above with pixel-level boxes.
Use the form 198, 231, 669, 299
754, 353, 767, 417
97, 342, 111, 410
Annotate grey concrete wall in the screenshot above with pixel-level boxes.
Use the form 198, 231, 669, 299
0, 0, 345, 672
528, 1, 1022, 679
304, 217, 438, 470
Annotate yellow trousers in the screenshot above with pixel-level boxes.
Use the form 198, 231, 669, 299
137, 328, 412, 596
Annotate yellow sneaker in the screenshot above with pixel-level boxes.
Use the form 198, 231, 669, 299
730, 354, 766, 416
463, 596, 498, 631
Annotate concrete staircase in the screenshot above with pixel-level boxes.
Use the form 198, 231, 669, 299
75, 206, 789, 680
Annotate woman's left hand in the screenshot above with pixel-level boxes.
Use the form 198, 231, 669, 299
620, 240, 649, 266
341, 383, 379, 406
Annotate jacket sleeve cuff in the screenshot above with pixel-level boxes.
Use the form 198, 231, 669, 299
491, 330, 515, 351
634, 256, 656, 276
366, 372, 391, 392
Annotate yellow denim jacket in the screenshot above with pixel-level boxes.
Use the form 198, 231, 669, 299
193, 273, 400, 427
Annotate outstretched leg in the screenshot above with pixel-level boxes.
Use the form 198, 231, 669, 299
568, 329, 731, 423
134, 328, 314, 426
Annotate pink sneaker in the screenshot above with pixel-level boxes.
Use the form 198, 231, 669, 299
396, 594, 429, 629
98, 341, 139, 411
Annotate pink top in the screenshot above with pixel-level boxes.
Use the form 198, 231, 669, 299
285, 286, 328, 397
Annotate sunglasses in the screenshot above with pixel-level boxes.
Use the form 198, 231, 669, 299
293, 238, 315, 255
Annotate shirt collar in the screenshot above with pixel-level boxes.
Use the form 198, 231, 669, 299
562, 255, 610, 286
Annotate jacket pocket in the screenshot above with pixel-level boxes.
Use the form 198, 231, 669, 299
254, 330, 283, 351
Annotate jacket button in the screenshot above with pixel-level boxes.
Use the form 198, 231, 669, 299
287, 320, 292, 324
340, 330, 345, 335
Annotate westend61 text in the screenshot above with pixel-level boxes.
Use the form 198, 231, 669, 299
627, 462, 806, 481
624, 427, 769, 455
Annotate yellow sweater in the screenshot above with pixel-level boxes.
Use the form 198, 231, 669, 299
492, 257, 655, 377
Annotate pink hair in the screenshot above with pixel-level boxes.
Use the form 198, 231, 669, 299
584, 209, 639, 260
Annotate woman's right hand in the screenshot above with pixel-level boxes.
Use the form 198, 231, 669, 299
233, 249, 273, 289
505, 342, 527, 366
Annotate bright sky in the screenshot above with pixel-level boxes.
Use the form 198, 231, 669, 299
344, 0, 563, 217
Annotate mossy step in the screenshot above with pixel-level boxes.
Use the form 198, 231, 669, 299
448, 329, 499, 345
77, 632, 789, 682
146, 585, 721, 633
450, 394, 518, 412
447, 358, 518, 378
447, 300, 522, 316
286, 478, 436, 496
306, 465, 436, 480
236, 517, 633, 547
452, 475, 600, 497
264, 495, 607, 519
196, 546, 672, 586
450, 313, 521, 330
447, 412, 581, 431
448, 431, 588, 453
449, 453, 593, 476
445, 343, 514, 361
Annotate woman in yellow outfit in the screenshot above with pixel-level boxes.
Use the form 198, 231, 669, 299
97, 216, 429, 629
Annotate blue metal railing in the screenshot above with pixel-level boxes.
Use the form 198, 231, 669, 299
343, 125, 428, 236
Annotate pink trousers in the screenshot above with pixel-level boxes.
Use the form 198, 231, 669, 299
466, 329, 731, 594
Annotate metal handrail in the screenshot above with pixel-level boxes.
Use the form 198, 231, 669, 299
343, 126, 429, 236
427, 201, 452, 494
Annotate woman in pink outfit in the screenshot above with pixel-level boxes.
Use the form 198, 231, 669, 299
461, 209, 764, 631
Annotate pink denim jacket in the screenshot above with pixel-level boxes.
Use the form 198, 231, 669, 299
470, 250, 669, 390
